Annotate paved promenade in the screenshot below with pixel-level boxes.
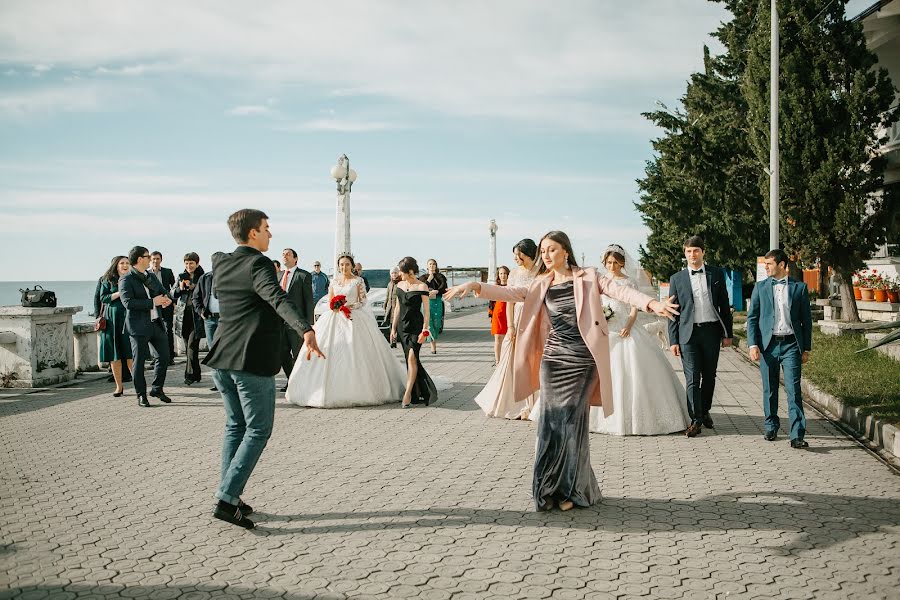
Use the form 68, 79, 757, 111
2, 308, 899, 599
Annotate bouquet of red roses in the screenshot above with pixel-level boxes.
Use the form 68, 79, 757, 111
330, 294, 352, 320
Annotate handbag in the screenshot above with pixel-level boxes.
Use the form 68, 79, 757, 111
19, 285, 57, 308
94, 304, 108, 332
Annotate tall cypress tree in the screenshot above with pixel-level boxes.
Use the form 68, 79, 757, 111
637, 2, 766, 282
742, 0, 898, 321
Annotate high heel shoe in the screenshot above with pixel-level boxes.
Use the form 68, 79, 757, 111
113, 390, 124, 397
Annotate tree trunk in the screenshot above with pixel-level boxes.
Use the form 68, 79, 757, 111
835, 268, 861, 322
817, 265, 828, 299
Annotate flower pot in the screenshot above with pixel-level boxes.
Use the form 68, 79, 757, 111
887, 290, 900, 303
873, 289, 888, 302
859, 287, 875, 301
853, 286, 862, 300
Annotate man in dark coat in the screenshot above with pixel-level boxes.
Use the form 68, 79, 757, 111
148, 251, 177, 364
203, 209, 324, 529
277, 247, 314, 391
120, 246, 174, 407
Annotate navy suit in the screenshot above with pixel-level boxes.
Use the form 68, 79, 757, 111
747, 277, 812, 440
119, 269, 171, 396
668, 265, 733, 425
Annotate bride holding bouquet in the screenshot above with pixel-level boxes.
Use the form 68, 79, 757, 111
287, 254, 406, 407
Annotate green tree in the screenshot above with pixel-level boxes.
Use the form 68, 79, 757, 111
742, 0, 898, 321
637, 2, 767, 282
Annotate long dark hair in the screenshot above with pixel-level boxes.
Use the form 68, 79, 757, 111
536, 230, 579, 276
512, 238, 538, 261
102, 256, 128, 284
495, 265, 510, 285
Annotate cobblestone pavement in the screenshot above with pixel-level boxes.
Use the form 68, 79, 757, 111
2, 308, 899, 599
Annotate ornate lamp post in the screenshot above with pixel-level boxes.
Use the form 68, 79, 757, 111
330, 154, 358, 272
488, 219, 498, 283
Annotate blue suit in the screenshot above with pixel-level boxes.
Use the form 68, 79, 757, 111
746, 277, 812, 440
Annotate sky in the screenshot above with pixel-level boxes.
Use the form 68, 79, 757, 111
0, 0, 876, 280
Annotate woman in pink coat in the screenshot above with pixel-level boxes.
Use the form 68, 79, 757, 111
446, 231, 678, 511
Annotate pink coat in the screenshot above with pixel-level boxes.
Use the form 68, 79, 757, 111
477, 267, 655, 417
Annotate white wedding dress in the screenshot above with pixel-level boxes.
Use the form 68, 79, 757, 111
589, 276, 690, 435
286, 277, 406, 408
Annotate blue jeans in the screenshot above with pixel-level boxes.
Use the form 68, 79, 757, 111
760, 337, 806, 440
213, 369, 276, 505
204, 316, 219, 347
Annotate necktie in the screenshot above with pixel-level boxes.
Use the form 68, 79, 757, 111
773, 278, 787, 286
280, 269, 290, 291
691, 269, 703, 275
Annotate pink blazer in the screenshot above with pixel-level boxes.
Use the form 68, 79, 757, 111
477, 267, 654, 417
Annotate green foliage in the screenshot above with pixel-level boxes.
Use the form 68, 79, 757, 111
741, 0, 899, 283
636, 2, 767, 280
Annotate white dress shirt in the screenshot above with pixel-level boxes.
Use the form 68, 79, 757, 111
143, 284, 159, 321
280, 267, 295, 292
688, 265, 718, 324
772, 278, 794, 335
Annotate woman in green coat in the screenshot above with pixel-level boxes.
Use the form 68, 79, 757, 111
98, 256, 134, 396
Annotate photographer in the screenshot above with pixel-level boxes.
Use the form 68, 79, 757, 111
171, 252, 206, 385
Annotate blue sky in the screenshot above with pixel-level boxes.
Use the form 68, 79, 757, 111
0, 0, 874, 280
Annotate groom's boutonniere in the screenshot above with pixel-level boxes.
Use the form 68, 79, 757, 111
330, 294, 352, 320
603, 304, 615, 321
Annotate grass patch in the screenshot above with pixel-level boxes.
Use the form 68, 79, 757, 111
803, 329, 900, 426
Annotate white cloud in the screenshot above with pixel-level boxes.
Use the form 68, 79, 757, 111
278, 119, 400, 133
225, 104, 273, 116
0, 83, 107, 118
0, 0, 728, 128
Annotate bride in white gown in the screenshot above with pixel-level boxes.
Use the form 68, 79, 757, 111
287, 254, 406, 408
589, 245, 690, 435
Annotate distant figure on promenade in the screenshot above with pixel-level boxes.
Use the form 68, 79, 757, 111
310, 260, 330, 306
589, 244, 690, 435
355, 261, 371, 292
98, 255, 134, 397
445, 231, 678, 512
667, 235, 733, 438
747, 249, 813, 448
148, 251, 176, 364
203, 208, 323, 529
488, 266, 510, 365
475, 238, 539, 420
171, 253, 205, 386
278, 248, 314, 392
193, 263, 219, 391
382, 266, 401, 342
272, 259, 281, 272
287, 254, 404, 408
120, 245, 173, 407
391, 256, 439, 408
420, 259, 448, 355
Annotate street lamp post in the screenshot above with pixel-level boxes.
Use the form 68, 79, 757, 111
488, 219, 498, 283
330, 154, 358, 273
770, 0, 780, 250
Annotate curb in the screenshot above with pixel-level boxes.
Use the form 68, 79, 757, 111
732, 342, 900, 469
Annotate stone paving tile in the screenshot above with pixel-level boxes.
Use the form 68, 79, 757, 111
2, 307, 899, 599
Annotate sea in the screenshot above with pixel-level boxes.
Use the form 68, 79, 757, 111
1, 281, 99, 323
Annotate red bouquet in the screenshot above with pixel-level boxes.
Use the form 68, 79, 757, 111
330, 294, 352, 320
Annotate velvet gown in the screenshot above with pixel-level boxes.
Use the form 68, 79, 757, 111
396, 287, 438, 405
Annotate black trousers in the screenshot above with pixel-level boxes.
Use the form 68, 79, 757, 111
163, 313, 175, 363
679, 324, 722, 424
129, 320, 170, 396
182, 309, 202, 382
280, 326, 301, 378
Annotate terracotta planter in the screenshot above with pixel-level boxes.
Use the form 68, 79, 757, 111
887, 290, 900, 304
859, 287, 875, 301
853, 286, 862, 300
873, 289, 888, 302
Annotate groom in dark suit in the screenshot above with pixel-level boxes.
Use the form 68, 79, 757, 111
747, 249, 813, 448
668, 235, 733, 437
203, 209, 324, 529
278, 247, 315, 391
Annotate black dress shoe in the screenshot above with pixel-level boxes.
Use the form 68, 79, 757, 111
701, 414, 714, 429
209, 386, 218, 391
149, 390, 172, 404
764, 431, 777, 441
213, 500, 254, 529
138, 395, 150, 407
184, 379, 194, 386
790, 438, 809, 449
685, 423, 702, 437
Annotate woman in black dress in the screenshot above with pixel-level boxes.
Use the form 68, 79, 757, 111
98, 256, 134, 397
390, 256, 438, 408
171, 252, 205, 385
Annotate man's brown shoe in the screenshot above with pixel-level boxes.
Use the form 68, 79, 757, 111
685, 424, 702, 437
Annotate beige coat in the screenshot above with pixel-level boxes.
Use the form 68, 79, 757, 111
477, 267, 654, 417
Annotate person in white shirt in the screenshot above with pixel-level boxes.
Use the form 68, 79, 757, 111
746, 249, 813, 448
667, 236, 734, 437
278, 248, 314, 391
